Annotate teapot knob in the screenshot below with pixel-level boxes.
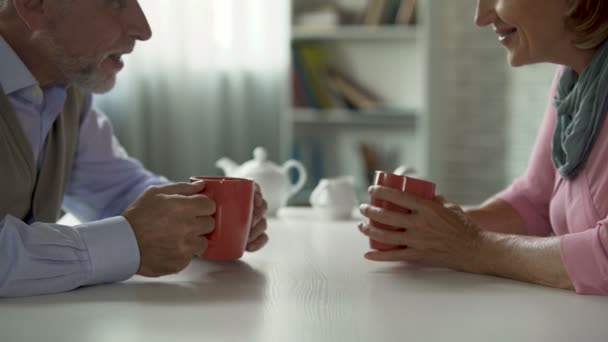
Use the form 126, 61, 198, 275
253, 147, 268, 162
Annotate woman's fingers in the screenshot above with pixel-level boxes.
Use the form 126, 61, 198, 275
368, 186, 432, 214
364, 248, 421, 262
359, 204, 422, 231
358, 222, 410, 246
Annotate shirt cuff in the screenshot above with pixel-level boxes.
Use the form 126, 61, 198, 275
560, 230, 608, 295
77, 217, 140, 286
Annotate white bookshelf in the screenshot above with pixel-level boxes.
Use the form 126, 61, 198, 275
287, 0, 430, 205
292, 108, 418, 127
292, 26, 419, 42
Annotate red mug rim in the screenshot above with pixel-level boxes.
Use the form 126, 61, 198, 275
189, 176, 253, 182
374, 171, 434, 184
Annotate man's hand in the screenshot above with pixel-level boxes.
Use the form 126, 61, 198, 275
246, 183, 269, 252
123, 181, 216, 277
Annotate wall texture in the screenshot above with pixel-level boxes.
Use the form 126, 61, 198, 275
426, 0, 556, 204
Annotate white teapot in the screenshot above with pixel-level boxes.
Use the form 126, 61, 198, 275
216, 147, 307, 215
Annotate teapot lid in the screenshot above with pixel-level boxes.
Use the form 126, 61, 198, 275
239, 147, 281, 176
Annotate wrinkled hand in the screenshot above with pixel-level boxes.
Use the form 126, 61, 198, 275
358, 186, 482, 272
246, 183, 269, 252
123, 181, 216, 277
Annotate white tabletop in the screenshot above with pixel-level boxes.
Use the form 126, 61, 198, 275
2, 208, 608, 342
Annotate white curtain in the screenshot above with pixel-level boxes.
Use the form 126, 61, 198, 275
97, 0, 291, 181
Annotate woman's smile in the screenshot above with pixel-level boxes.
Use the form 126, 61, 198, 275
494, 25, 518, 47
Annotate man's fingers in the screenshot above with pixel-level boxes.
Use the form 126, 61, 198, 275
246, 234, 269, 252
166, 194, 216, 216
185, 235, 208, 256
191, 216, 215, 235
254, 190, 265, 208
248, 218, 267, 243
154, 181, 206, 196
252, 200, 268, 224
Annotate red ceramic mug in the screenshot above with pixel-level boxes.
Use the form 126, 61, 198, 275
190, 176, 254, 260
369, 171, 436, 251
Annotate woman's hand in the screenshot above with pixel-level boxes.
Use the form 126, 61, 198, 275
358, 185, 485, 273
358, 185, 574, 291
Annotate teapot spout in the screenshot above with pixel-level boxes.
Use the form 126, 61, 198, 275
215, 158, 238, 176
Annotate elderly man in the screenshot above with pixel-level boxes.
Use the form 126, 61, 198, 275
0, 0, 269, 297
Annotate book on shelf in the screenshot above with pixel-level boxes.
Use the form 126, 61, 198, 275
321, 71, 348, 109
360, 0, 417, 26
359, 141, 380, 185
293, 43, 336, 110
291, 45, 319, 108
326, 67, 381, 111
291, 44, 382, 111
380, 0, 405, 25
291, 65, 306, 108
359, 141, 401, 186
291, 50, 312, 107
396, 0, 417, 25
362, 0, 387, 26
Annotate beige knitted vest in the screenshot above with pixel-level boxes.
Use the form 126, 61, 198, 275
0, 85, 84, 223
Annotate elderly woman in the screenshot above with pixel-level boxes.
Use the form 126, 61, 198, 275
358, 0, 608, 295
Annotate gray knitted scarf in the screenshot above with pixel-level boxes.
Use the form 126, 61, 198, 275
553, 41, 608, 178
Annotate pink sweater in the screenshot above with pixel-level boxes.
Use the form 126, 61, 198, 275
498, 68, 608, 295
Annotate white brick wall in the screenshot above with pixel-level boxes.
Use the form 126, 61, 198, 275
507, 64, 556, 181
426, 0, 556, 204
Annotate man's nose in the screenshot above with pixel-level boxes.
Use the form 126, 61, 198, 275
124, 1, 152, 41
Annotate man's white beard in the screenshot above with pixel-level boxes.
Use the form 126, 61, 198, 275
32, 31, 117, 93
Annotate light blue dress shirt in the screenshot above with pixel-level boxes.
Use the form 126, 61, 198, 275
0, 36, 169, 297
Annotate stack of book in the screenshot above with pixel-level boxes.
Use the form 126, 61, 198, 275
291, 43, 382, 111
362, 0, 417, 26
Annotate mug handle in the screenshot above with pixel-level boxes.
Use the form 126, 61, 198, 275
282, 160, 307, 197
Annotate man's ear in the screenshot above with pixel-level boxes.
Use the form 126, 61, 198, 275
13, 0, 53, 31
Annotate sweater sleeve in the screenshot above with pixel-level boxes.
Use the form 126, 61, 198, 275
497, 67, 608, 295
560, 220, 608, 295
496, 68, 561, 237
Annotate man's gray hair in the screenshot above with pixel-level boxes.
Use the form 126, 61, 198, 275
0, 0, 9, 10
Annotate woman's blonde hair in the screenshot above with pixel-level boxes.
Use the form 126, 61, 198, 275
566, 0, 608, 49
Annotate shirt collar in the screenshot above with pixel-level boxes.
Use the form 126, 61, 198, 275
0, 34, 38, 95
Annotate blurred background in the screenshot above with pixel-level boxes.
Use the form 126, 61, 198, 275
97, 0, 556, 206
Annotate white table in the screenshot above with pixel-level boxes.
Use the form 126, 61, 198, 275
2, 209, 608, 342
